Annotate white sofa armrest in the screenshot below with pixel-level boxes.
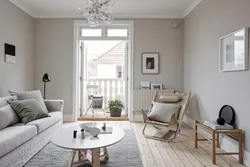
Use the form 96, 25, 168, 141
44, 100, 64, 113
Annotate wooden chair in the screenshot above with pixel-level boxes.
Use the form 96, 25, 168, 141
141, 91, 191, 142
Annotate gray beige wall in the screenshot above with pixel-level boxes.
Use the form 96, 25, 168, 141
34, 19, 184, 115
134, 19, 183, 91
0, 0, 34, 96
34, 19, 73, 115
184, 0, 250, 158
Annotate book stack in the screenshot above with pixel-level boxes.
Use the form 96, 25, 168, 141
99, 127, 113, 134
204, 121, 233, 130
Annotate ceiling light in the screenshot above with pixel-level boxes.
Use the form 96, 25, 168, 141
79, 0, 115, 27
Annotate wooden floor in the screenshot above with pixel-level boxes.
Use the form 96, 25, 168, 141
64, 121, 246, 167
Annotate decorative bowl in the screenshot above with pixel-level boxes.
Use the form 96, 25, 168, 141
89, 127, 100, 137
79, 122, 97, 132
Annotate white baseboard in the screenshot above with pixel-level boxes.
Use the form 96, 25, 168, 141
183, 115, 195, 128
220, 136, 250, 166
183, 116, 250, 166
63, 114, 76, 122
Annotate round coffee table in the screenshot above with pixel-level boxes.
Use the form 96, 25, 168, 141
52, 126, 125, 167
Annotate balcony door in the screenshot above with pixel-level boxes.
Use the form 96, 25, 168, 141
77, 24, 132, 119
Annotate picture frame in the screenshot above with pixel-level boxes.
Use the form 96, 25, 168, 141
5, 43, 16, 64
142, 52, 159, 74
151, 84, 163, 91
140, 82, 150, 90
219, 28, 249, 72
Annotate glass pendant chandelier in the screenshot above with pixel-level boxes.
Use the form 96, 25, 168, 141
79, 0, 115, 27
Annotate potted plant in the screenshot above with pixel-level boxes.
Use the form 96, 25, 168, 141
108, 99, 124, 117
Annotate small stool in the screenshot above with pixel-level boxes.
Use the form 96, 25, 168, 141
194, 120, 243, 164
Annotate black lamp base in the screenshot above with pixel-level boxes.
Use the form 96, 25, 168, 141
43, 82, 46, 99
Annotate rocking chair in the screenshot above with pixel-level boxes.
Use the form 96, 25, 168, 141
141, 91, 191, 142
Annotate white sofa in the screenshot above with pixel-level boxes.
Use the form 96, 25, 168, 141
0, 96, 64, 167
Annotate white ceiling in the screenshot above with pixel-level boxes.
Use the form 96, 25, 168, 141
9, 0, 201, 18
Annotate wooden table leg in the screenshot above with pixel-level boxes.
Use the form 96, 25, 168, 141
92, 148, 100, 167
217, 133, 220, 148
194, 121, 198, 148
212, 132, 216, 164
78, 150, 81, 161
103, 147, 109, 159
239, 130, 243, 164
68, 150, 76, 167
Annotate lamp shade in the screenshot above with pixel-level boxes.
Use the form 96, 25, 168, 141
42, 73, 51, 82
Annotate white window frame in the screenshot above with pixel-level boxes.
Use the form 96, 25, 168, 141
81, 27, 103, 37
116, 65, 124, 79
106, 27, 129, 38
73, 20, 134, 122
78, 23, 130, 40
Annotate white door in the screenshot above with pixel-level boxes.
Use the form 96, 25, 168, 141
79, 41, 88, 116
124, 41, 129, 116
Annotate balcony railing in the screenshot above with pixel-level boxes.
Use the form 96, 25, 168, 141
85, 78, 126, 111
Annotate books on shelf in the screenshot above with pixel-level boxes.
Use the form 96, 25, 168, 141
204, 121, 233, 130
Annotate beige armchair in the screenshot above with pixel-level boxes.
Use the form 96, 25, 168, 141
141, 91, 191, 142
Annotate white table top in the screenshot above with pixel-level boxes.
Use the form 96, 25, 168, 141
52, 126, 125, 150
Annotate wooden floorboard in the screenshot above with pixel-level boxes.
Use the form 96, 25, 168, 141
63, 121, 246, 167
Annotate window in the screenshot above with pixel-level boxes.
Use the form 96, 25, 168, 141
107, 29, 128, 37
116, 65, 124, 78
81, 29, 102, 37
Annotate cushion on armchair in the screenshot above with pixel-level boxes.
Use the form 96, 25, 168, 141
9, 90, 48, 113
148, 101, 180, 123
159, 95, 182, 103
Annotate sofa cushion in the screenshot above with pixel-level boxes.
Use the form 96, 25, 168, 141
8, 99, 50, 124
0, 124, 37, 157
0, 105, 19, 130
9, 90, 48, 113
0, 96, 14, 108
28, 111, 62, 133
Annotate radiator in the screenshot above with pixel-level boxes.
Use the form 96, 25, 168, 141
133, 90, 174, 110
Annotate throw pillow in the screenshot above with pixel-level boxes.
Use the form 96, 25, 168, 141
8, 99, 50, 124
148, 102, 180, 123
159, 95, 182, 103
0, 105, 19, 130
9, 90, 48, 113
0, 96, 15, 107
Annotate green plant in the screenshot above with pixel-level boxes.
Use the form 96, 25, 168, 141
108, 99, 124, 110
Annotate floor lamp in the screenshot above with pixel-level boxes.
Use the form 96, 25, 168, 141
42, 73, 50, 99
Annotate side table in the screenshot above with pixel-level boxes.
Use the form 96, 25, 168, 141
194, 120, 243, 164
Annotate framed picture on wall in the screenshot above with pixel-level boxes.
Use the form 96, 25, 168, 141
151, 84, 163, 90
219, 27, 249, 72
142, 52, 159, 74
141, 82, 150, 90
